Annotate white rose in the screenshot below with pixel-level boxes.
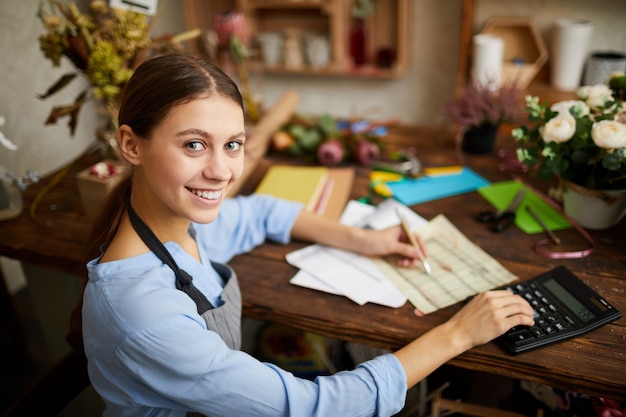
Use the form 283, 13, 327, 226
550, 100, 589, 117
591, 120, 626, 149
540, 114, 576, 144
578, 84, 613, 110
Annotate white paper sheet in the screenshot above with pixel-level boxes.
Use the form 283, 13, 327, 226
287, 199, 428, 307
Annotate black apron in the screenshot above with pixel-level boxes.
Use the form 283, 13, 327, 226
125, 200, 242, 417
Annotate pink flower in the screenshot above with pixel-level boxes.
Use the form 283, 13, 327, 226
353, 140, 380, 165
317, 140, 345, 166
213, 10, 249, 46
90, 162, 118, 179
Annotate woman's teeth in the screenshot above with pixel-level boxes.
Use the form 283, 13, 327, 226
190, 189, 221, 200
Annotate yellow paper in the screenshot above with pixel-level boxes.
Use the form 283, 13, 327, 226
255, 165, 329, 211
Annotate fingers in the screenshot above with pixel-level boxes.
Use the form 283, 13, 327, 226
454, 290, 535, 347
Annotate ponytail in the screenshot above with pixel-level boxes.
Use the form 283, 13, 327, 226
86, 174, 132, 261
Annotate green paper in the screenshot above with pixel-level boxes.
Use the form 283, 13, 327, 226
477, 180, 571, 234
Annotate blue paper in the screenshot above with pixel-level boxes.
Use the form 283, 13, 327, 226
387, 167, 490, 205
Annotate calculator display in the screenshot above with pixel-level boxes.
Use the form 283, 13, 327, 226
543, 278, 595, 322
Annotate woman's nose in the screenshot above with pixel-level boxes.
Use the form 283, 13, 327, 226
202, 153, 231, 181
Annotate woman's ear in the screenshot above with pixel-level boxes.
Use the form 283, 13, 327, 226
118, 125, 141, 166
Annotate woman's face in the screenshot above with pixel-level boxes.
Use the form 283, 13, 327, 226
133, 95, 246, 225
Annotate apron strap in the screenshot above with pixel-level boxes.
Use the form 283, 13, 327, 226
125, 198, 214, 314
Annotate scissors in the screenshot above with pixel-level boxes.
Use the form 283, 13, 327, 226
476, 188, 526, 232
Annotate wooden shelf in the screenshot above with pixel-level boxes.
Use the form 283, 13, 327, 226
183, 0, 411, 79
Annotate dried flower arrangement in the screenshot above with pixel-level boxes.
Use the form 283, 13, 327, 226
442, 79, 527, 132
37, 0, 199, 135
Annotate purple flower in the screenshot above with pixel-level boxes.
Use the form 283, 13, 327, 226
317, 140, 345, 166
353, 140, 380, 165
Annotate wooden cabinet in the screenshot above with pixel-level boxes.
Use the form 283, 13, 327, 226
183, 0, 411, 79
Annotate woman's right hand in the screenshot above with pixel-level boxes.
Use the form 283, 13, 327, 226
444, 290, 535, 352
394, 290, 534, 388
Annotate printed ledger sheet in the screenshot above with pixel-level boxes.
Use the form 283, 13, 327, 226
374, 214, 517, 315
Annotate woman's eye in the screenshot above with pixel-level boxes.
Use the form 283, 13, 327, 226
225, 141, 242, 152
185, 141, 205, 152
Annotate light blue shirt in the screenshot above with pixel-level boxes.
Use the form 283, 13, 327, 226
82, 194, 407, 417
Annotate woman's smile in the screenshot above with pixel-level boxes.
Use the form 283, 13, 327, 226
188, 187, 223, 201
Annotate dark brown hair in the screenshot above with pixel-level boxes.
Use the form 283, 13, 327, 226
87, 53, 244, 261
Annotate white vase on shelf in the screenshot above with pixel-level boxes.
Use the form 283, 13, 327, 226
550, 19, 593, 91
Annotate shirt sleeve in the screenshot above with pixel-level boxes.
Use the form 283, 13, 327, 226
194, 194, 304, 263
114, 314, 407, 417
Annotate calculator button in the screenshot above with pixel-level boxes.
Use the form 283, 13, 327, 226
543, 325, 555, 334
507, 329, 534, 345
531, 327, 545, 337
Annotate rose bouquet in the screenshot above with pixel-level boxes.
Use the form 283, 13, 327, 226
513, 72, 626, 190
271, 114, 387, 167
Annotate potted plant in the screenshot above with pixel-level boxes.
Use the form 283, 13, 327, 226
513, 72, 626, 229
442, 78, 526, 154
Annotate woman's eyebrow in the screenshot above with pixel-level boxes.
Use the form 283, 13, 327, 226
176, 129, 247, 142
176, 128, 210, 138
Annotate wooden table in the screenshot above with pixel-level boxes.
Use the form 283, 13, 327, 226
1, 125, 625, 409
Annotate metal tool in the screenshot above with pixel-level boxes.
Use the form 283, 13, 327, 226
476, 188, 526, 232
371, 149, 422, 178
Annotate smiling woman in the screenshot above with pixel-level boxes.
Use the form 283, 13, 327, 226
78, 52, 534, 417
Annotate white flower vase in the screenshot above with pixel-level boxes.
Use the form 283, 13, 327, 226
561, 181, 626, 230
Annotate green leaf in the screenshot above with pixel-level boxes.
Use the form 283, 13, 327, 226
37, 73, 77, 99
43, 89, 87, 136
288, 125, 308, 139
570, 149, 589, 164
297, 130, 322, 151
288, 142, 305, 156
316, 114, 338, 138
602, 152, 623, 171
